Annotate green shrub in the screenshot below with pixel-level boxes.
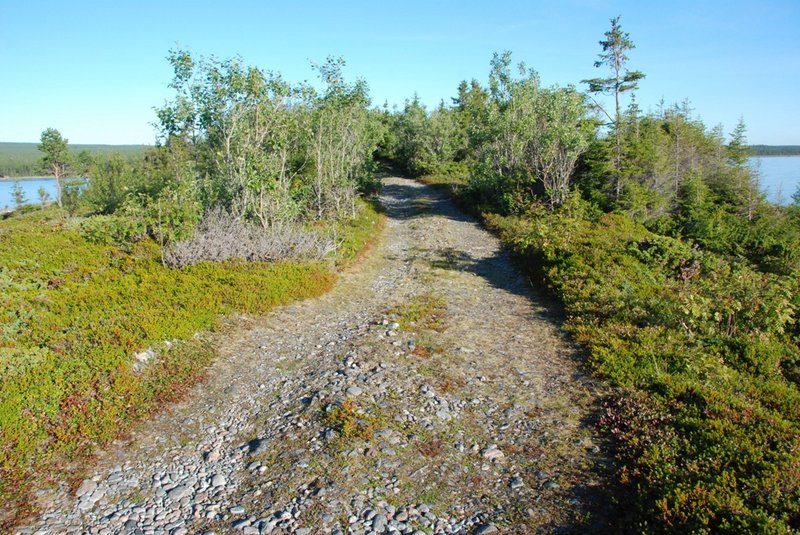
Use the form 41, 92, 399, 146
80, 214, 147, 245
0, 200, 383, 529
484, 205, 800, 532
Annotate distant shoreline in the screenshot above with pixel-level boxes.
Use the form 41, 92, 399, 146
0, 175, 53, 181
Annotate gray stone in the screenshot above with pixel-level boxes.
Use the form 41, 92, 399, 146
480, 444, 505, 461
166, 485, 189, 501
346, 386, 364, 396
510, 476, 524, 489
295, 529, 311, 535
230, 505, 246, 514
474, 525, 499, 535
76, 479, 97, 497
544, 480, 560, 490
372, 513, 388, 531
211, 474, 226, 487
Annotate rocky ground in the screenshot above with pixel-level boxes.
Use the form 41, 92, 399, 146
18, 177, 609, 535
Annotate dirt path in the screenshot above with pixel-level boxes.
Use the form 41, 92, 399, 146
21, 177, 606, 535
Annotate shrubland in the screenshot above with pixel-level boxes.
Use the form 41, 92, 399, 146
0, 50, 386, 529
382, 19, 800, 533
3, 18, 799, 533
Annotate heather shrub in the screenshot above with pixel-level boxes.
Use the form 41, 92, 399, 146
163, 208, 337, 268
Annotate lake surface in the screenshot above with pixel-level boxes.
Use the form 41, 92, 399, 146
0, 178, 59, 210
752, 156, 800, 204
2, 157, 799, 209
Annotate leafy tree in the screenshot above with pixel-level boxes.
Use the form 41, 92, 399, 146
309, 56, 380, 220
37, 186, 50, 206
532, 87, 593, 207
473, 54, 593, 209
38, 128, 71, 208
155, 49, 380, 228
583, 16, 645, 198
72, 150, 95, 177
84, 154, 137, 214
393, 96, 431, 176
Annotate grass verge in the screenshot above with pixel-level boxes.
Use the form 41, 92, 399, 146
0, 200, 383, 529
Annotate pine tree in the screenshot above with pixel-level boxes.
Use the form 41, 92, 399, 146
582, 16, 645, 199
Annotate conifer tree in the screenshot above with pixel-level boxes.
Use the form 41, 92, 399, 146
583, 16, 645, 199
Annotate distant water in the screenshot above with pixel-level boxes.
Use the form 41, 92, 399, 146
0, 178, 59, 210
2, 159, 799, 209
751, 156, 800, 205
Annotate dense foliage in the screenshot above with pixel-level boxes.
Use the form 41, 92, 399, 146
0, 50, 387, 529
383, 20, 800, 532
151, 50, 382, 230
488, 207, 800, 533
385, 52, 594, 211
15, 49, 385, 252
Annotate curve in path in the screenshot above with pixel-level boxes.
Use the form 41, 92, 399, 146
22, 176, 606, 535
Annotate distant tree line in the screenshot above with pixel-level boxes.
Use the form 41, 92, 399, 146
749, 144, 800, 156
0, 143, 146, 177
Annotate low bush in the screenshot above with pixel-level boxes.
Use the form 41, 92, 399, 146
486, 204, 800, 533
163, 208, 337, 268
0, 200, 383, 529
80, 214, 147, 245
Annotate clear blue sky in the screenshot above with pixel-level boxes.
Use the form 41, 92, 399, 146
1, 0, 798, 145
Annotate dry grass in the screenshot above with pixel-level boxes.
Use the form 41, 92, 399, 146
164, 208, 337, 268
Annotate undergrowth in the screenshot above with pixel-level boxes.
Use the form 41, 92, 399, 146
486, 204, 800, 534
0, 200, 382, 529
415, 171, 800, 533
